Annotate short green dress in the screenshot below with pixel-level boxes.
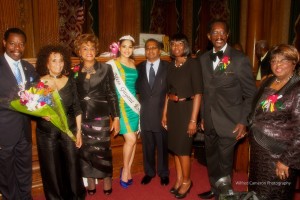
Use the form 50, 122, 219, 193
115, 61, 139, 134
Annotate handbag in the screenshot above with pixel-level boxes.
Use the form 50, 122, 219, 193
193, 121, 205, 142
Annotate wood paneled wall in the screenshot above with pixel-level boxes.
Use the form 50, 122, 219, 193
98, 0, 140, 53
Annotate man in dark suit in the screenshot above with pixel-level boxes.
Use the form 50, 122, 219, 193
0, 28, 39, 199
198, 19, 256, 199
255, 40, 272, 81
136, 39, 169, 186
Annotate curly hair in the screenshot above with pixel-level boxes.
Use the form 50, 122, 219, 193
73, 34, 99, 56
36, 45, 72, 76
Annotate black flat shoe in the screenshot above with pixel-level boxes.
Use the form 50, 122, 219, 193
160, 177, 170, 186
175, 181, 193, 199
87, 188, 96, 195
141, 175, 153, 185
103, 188, 112, 195
198, 190, 215, 199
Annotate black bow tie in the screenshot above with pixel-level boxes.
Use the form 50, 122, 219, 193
210, 51, 224, 61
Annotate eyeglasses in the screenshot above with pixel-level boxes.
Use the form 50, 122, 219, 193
145, 46, 158, 51
210, 31, 227, 36
270, 59, 292, 65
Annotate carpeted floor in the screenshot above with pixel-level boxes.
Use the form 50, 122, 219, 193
34, 161, 300, 200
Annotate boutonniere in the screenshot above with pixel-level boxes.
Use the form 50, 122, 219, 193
260, 94, 283, 112
219, 56, 230, 71
71, 65, 80, 78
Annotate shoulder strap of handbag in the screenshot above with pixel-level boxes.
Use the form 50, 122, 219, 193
106, 59, 140, 115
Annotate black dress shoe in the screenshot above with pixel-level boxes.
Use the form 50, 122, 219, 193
160, 177, 169, 186
198, 190, 215, 199
103, 188, 112, 195
141, 175, 153, 185
87, 188, 96, 195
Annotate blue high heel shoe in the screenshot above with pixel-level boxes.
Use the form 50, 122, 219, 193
128, 179, 133, 185
120, 168, 129, 189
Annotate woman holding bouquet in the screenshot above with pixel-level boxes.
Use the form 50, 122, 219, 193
106, 35, 140, 189
35, 45, 86, 199
73, 34, 120, 195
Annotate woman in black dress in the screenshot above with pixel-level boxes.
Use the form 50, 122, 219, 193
36, 45, 86, 199
248, 44, 300, 199
73, 34, 120, 195
162, 33, 203, 199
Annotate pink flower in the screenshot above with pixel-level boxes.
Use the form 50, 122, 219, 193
109, 42, 119, 57
72, 65, 80, 78
222, 56, 230, 64
267, 95, 279, 103
72, 65, 80, 72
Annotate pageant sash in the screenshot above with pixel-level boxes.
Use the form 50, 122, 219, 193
106, 59, 140, 115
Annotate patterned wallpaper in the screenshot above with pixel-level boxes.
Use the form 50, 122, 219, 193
58, 0, 85, 55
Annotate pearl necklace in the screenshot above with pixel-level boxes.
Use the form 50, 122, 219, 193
175, 57, 187, 68
275, 75, 293, 83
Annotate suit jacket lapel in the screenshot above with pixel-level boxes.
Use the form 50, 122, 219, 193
152, 61, 164, 91
20, 60, 31, 87
1, 57, 18, 85
140, 62, 152, 93
206, 52, 214, 75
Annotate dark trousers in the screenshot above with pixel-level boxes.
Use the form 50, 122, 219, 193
205, 128, 236, 193
36, 126, 86, 200
0, 132, 32, 200
141, 130, 169, 178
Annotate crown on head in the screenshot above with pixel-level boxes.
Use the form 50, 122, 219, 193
119, 35, 135, 43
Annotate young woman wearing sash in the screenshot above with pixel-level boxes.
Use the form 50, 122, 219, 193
107, 35, 140, 189
73, 34, 120, 196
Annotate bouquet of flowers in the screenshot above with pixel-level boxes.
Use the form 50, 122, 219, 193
10, 81, 75, 141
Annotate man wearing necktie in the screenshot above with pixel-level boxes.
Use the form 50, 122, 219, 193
136, 39, 170, 186
198, 19, 256, 199
0, 28, 39, 200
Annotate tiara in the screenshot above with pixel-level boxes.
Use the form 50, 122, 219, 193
119, 35, 135, 42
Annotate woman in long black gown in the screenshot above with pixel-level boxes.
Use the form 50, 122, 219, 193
73, 34, 120, 195
36, 45, 86, 200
